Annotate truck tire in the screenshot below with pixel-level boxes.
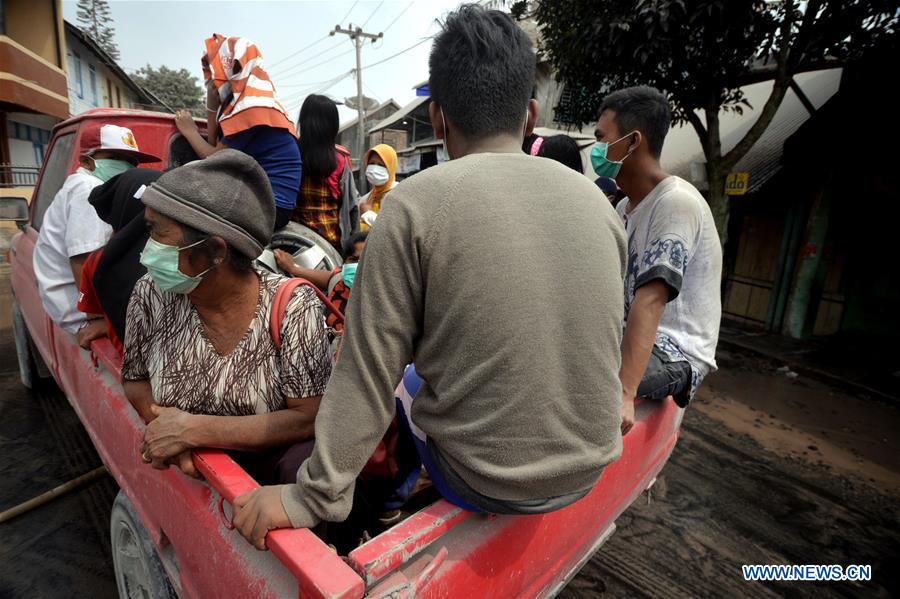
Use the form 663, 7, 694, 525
11, 300, 49, 389
265, 222, 343, 273
110, 491, 177, 599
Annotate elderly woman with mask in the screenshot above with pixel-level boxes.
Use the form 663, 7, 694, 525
122, 150, 331, 480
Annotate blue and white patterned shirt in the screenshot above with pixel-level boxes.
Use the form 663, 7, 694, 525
618, 176, 723, 399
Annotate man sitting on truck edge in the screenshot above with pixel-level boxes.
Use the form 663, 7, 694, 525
233, 4, 627, 550
589, 86, 723, 435
34, 123, 160, 337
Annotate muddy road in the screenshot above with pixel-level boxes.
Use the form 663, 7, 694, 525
0, 260, 898, 597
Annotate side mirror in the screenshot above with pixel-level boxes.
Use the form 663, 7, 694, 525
0, 196, 30, 230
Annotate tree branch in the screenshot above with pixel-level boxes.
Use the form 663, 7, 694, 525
684, 109, 710, 158
720, 0, 796, 171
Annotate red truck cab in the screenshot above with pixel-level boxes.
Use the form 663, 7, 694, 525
3, 108, 683, 598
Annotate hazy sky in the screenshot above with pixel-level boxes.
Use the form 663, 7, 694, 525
62, 0, 468, 123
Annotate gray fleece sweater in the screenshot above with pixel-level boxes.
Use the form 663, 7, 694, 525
282, 152, 626, 527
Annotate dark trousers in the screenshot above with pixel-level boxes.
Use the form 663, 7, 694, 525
637, 345, 692, 407
229, 440, 316, 486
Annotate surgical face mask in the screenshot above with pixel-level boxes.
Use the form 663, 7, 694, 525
91, 158, 134, 182
590, 133, 634, 179
366, 164, 390, 187
139, 237, 213, 294
341, 262, 358, 288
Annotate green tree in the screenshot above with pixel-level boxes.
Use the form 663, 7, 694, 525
131, 65, 205, 117
525, 0, 898, 243
76, 0, 119, 60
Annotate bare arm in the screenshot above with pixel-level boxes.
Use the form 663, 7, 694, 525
205, 81, 220, 145
123, 379, 157, 423
273, 249, 332, 289
69, 253, 90, 290
619, 280, 669, 434
174, 110, 225, 158
142, 396, 322, 461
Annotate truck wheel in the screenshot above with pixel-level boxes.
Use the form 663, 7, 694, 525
266, 221, 344, 272
110, 491, 176, 599
11, 301, 48, 389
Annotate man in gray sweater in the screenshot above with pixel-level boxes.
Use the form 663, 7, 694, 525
234, 4, 627, 548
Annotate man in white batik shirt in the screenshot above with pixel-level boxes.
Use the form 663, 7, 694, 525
590, 86, 722, 435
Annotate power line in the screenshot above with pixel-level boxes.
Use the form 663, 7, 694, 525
279, 75, 349, 88
362, 36, 432, 71
273, 41, 350, 78
285, 47, 356, 78
267, 0, 360, 72
361, 0, 385, 28
284, 71, 355, 114
280, 70, 353, 104
363, 80, 381, 101
381, 0, 415, 33
266, 35, 330, 70
339, 0, 360, 24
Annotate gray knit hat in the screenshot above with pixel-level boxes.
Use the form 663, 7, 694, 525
140, 149, 275, 258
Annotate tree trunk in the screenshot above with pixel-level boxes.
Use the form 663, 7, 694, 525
706, 162, 729, 247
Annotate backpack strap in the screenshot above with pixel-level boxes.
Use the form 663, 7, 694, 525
270, 277, 347, 350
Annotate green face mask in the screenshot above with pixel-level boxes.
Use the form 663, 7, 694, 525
590, 133, 633, 179
91, 158, 134, 182
139, 237, 213, 294
341, 262, 358, 288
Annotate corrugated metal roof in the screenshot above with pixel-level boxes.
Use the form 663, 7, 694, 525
337, 99, 401, 133
368, 96, 430, 135
661, 68, 842, 193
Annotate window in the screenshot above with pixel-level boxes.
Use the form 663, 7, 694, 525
33, 143, 46, 166
89, 65, 99, 106
107, 79, 113, 107
31, 133, 75, 231
73, 52, 84, 99
115, 86, 122, 108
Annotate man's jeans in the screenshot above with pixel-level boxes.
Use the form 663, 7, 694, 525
637, 345, 692, 407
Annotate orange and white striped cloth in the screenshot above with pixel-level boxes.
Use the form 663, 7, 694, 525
202, 34, 296, 138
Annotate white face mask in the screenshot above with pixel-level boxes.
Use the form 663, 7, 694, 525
366, 164, 390, 186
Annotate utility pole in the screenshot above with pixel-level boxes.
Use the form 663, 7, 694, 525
331, 24, 383, 192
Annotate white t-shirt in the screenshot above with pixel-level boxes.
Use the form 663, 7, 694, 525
617, 176, 722, 397
33, 168, 109, 333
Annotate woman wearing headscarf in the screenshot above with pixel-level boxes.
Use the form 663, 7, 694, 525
76, 169, 162, 353
123, 150, 331, 481
174, 33, 301, 231
358, 144, 398, 230
292, 94, 359, 256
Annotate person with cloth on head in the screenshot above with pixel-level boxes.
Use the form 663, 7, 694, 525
34, 123, 160, 337
232, 4, 626, 549
75, 169, 162, 353
358, 144, 398, 230
590, 86, 722, 435
292, 94, 359, 256
174, 33, 301, 231
122, 150, 332, 482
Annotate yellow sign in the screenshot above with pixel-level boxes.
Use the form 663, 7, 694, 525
726, 172, 750, 196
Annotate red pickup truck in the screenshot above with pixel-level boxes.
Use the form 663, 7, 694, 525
2, 108, 683, 599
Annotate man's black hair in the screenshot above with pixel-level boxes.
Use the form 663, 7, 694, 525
599, 86, 671, 159
429, 4, 535, 140
347, 230, 369, 247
